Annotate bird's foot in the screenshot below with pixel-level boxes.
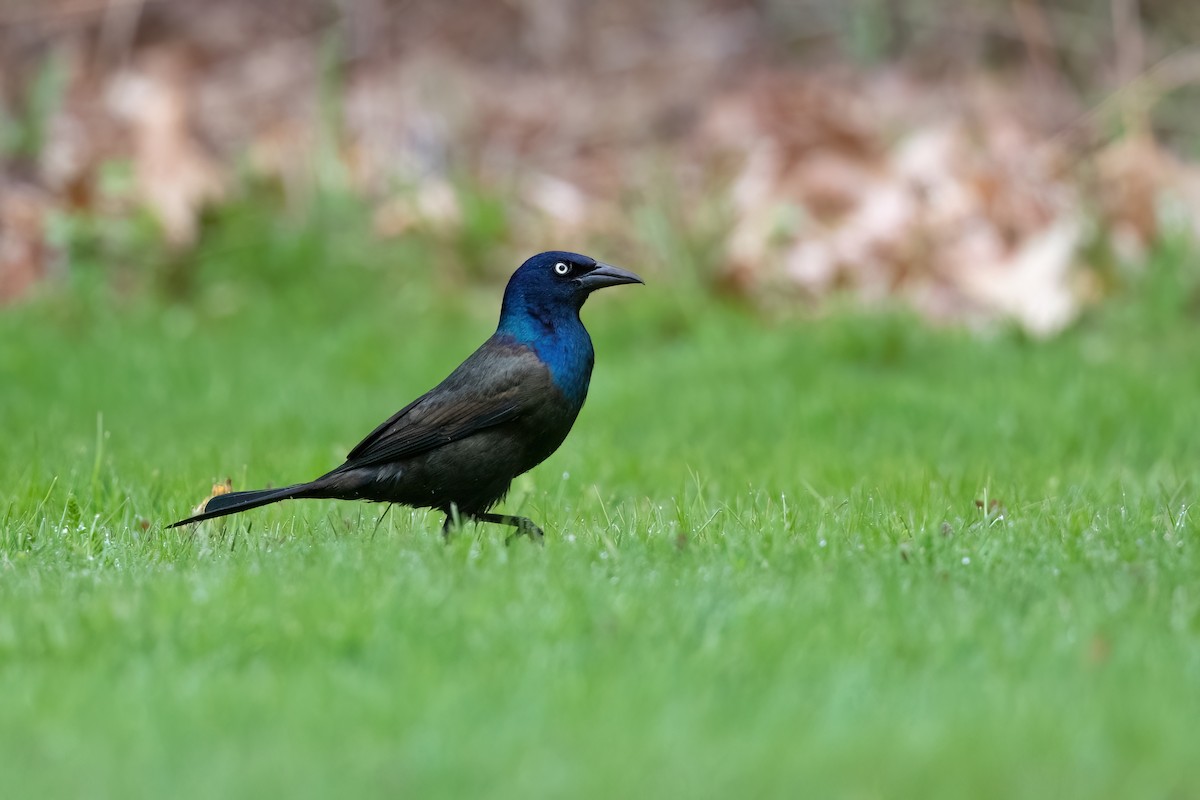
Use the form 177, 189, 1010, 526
451, 513, 547, 544
504, 518, 545, 546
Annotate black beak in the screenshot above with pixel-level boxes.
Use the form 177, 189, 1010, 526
576, 262, 644, 291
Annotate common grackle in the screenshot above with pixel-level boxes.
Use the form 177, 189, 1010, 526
169, 251, 642, 539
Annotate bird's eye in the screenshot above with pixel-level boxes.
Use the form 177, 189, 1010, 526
554, 262, 571, 276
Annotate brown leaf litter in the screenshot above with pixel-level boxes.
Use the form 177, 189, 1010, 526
2, 1, 1199, 336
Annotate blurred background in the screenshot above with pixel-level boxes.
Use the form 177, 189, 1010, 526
2, 0, 1199, 332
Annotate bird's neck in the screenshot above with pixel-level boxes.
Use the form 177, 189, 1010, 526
497, 303, 594, 406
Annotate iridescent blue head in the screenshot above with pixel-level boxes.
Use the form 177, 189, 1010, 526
497, 251, 643, 404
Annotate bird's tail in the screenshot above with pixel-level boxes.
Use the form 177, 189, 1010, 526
168, 484, 311, 528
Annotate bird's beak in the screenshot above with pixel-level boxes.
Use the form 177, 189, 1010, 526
577, 262, 644, 291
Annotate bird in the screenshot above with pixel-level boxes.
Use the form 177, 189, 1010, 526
169, 251, 643, 540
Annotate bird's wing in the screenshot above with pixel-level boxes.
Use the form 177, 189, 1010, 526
341, 337, 542, 469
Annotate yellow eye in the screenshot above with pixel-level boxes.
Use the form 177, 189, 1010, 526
554, 262, 570, 276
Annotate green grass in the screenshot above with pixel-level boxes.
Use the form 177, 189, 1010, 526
1, 205, 1198, 798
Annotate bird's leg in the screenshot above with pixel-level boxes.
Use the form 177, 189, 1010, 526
471, 512, 545, 544
442, 504, 463, 540
371, 503, 394, 541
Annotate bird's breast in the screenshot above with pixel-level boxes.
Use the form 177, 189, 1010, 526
531, 334, 594, 407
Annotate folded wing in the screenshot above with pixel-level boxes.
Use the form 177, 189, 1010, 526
340, 336, 541, 470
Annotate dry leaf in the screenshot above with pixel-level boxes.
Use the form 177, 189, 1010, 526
106, 50, 225, 248
192, 478, 233, 515
0, 182, 53, 303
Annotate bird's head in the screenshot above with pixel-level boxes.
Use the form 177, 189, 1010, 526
499, 251, 643, 328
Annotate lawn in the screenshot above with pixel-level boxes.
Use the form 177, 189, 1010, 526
1, 207, 1198, 798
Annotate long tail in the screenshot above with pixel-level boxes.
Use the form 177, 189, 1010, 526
168, 484, 311, 527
